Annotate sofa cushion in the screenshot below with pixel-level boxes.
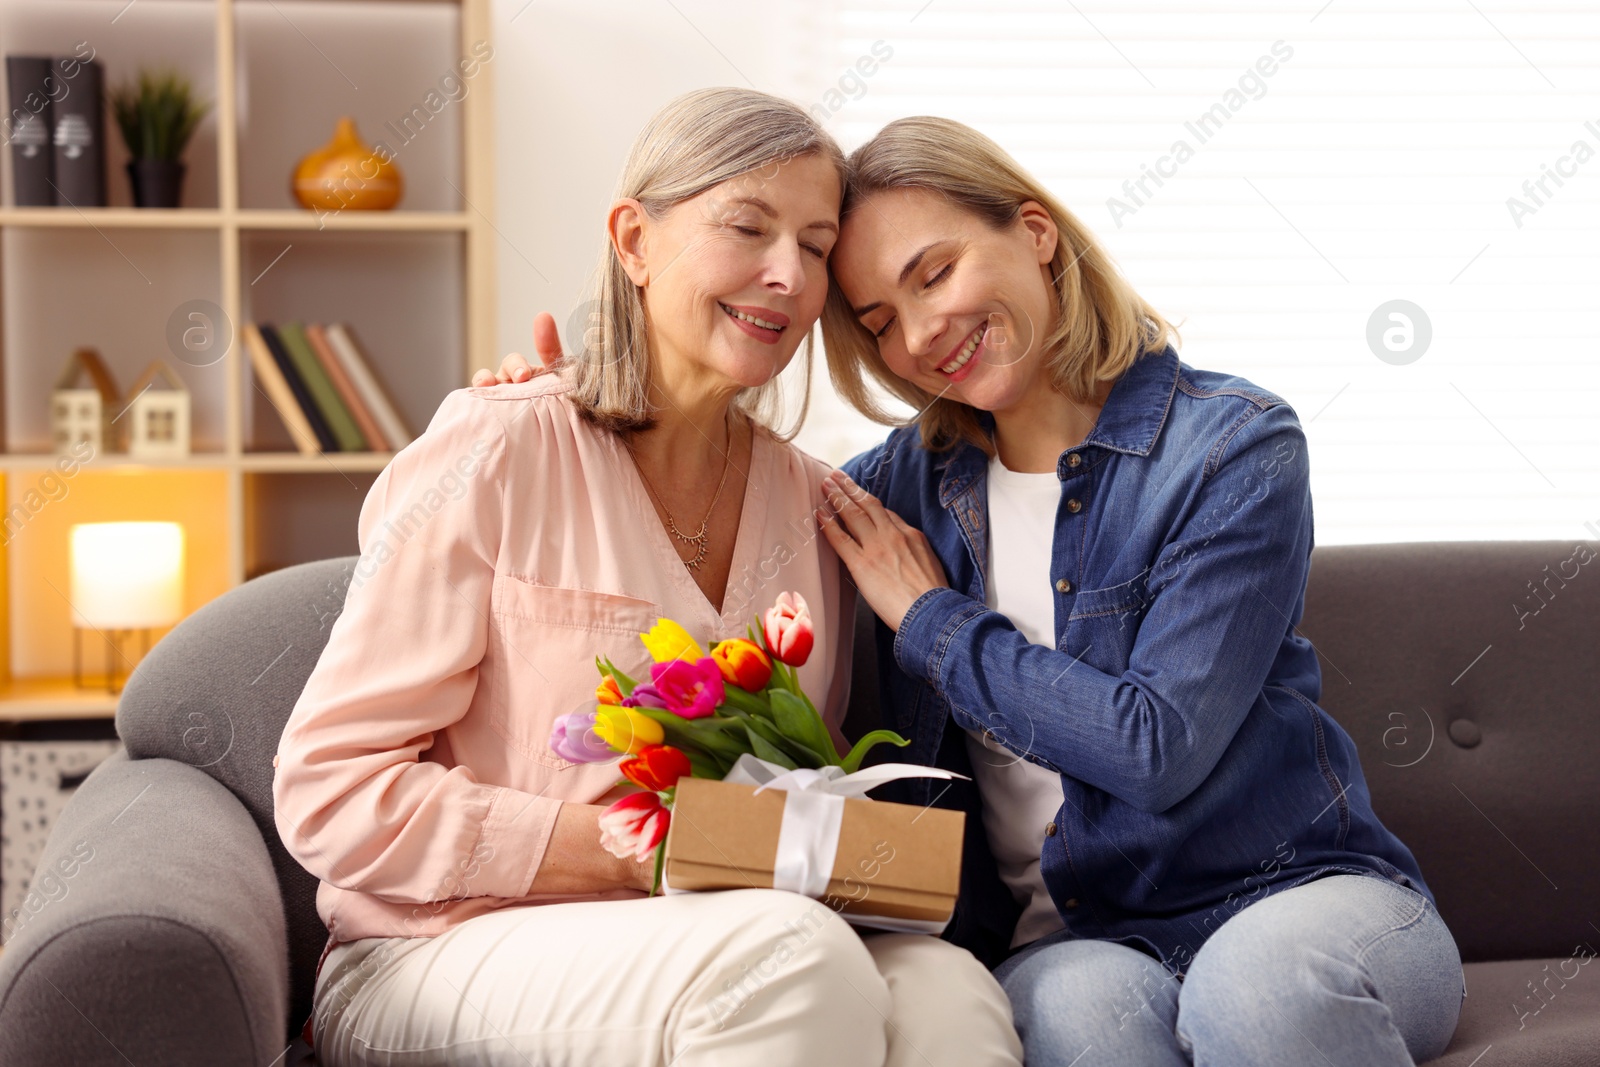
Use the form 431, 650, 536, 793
1426, 957, 1600, 1066
1300, 541, 1600, 963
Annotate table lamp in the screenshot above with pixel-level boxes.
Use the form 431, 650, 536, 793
69, 521, 184, 693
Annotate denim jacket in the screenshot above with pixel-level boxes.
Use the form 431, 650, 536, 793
839, 343, 1434, 975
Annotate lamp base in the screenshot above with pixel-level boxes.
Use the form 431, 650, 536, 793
72, 627, 151, 695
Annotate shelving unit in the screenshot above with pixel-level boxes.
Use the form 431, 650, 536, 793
0, 0, 497, 720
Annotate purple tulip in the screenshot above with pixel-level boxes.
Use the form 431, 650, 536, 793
622, 684, 668, 709
549, 710, 613, 763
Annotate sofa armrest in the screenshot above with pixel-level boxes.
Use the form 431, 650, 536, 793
0, 749, 290, 1067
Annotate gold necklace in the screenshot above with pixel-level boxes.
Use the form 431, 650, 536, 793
626, 413, 736, 572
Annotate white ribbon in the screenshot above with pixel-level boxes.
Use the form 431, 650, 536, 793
691, 754, 969, 933
661, 755, 968, 922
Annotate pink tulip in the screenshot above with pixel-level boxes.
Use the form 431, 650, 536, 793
763, 591, 815, 667
648, 657, 725, 719
598, 791, 670, 862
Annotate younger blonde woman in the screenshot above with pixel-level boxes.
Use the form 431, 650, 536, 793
818, 117, 1465, 1067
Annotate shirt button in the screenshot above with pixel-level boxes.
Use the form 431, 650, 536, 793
1067, 453, 1082, 468
1066, 498, 1082, 513
1045, 822, 1058, 837
1055, 577, 1072, 593
1063, 897, 1079, 909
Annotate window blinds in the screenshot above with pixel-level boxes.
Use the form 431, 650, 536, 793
788, 0, 1599, 544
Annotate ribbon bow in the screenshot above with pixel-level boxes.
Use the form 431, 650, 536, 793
723, 754, 968, 901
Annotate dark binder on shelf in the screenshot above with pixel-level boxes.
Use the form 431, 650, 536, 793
51, 55, 104, 208
259, 323, 337, 452
5, 56, 55, 206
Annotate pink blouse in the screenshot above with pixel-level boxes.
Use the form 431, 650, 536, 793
271, 374, 856, 945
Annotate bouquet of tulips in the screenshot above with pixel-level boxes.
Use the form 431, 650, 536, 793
548, 592, 911, 895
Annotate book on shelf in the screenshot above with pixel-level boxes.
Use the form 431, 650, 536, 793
307, 323, 388, 451
277, 322, 366, 451
244, 322, 412, 455
50, 55, 105, 208
243, 323, 323, 455
5, 56, 55, 206
325, 324, 413, 451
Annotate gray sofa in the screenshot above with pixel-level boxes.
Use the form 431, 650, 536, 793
0, 542, 1595, 1066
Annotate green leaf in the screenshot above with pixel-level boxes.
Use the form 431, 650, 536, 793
769, 689, 839, 764
625, 707, 738, 758
108, 68, 212, 162
684, 749, 724, 780
741, 711, 827, 769
746, 728, 798, 770
719, 686, 770, 717
600, 657, 638, 696
840, 730, 912, 774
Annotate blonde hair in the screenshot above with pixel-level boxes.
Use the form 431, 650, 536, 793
565, 87, 846, 439
821, 116, 1181, 454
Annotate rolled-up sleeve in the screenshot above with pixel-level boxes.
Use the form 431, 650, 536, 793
272, 389, 562, 905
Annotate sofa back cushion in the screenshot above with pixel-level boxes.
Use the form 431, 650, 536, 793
846, 540, 1600, 964
1300, 541, 1599, 962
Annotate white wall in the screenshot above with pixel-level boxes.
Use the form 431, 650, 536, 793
488, 0, 818, 354
489, 2, 1600, 544
487, 0, 875, 465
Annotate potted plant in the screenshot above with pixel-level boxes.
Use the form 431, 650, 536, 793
109, 68, 210, 209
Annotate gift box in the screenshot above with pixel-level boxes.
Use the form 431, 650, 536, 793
661, 773, 965, 934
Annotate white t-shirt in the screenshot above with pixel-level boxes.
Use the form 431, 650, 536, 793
963, 454, 1071, 949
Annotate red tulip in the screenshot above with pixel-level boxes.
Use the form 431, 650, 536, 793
597, 791, 670, 862
712, 638, 772, 692
763, 591, 815, 667
619, 744, 692, 792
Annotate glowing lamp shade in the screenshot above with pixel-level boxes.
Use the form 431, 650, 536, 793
69, 522, 185, 629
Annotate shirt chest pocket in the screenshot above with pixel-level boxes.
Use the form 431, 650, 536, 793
1062, 570, 1152, 676
486, 576, 660, 769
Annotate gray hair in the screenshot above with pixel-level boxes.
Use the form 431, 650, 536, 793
565, 87, 846, 439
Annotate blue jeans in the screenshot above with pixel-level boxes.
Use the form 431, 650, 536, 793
990, 874, 1464, 1066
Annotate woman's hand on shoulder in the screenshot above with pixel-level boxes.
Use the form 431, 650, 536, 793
818, 470, 949, 632
470, 311, 565, 387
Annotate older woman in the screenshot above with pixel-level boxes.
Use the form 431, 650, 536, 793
273, 89, 1020, 1067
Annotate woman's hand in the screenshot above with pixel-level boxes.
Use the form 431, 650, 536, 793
533, 801, 654, 895
818, 470, 949, 632
469, 311, 565, 387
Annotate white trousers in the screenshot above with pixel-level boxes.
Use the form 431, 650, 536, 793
312, 887, 1022, 1067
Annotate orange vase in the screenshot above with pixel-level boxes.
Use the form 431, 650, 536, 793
292, 117, 403, 211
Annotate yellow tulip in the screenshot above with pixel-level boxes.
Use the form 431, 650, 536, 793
593, 706, 664, 754
640, 618, 706, 664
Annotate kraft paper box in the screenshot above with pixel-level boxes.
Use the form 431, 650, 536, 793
662, 776, 965, 930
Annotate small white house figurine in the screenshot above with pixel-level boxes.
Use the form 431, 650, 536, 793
124, 359, 191, 459
51, 347, 121, 455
